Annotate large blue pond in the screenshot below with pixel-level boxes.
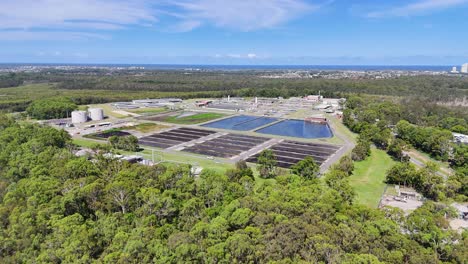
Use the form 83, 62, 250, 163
202, 115, 278, 131
256, 119, 333, 139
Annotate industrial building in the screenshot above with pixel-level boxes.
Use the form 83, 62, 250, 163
111, 98, 182, 109
112, 102, 139, 109
71, 111, 88, 124
132, 98, 182, 106
305, 95, 323, 102
461, 63, 468, 73
88, 108, 104, 121
71, 108, 105, 124
195, 100, 213, 107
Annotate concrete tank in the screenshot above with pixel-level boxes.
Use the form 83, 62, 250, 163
71, 111, 88, 124
88, 108, 104, 121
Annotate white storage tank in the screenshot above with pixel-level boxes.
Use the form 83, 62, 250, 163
71, 111, 88, 124
88, 108, 104, 121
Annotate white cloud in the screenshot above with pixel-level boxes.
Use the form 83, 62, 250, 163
0, 0, 156, 30
0, 30, 110, 41
0, 0, 321, 40
172, 0, 316, 31
0, 0, 316, 31
247, 53, 257, 59
367, 0, 468, 18
0, 0, 153, 40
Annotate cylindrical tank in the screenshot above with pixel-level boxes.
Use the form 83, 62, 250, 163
71, 111, 88, 123
88, 108, 104, 121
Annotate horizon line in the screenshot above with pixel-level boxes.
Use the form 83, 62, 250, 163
0, 62, 456, 67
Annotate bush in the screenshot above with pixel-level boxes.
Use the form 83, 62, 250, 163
291, 156, 320, 180
257, 149, 277, 179
351, 138, 371, 161
109, 135, 139, 152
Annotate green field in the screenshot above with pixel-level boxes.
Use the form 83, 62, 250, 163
127, 107, 168, 115
329, 115, 358, 142
162, 112, 226, 124
73, 138, 105, 148
122, 123, 171, 133
72, 138, 233, 173
349, 148, 396, 208
87, 103, 129, 118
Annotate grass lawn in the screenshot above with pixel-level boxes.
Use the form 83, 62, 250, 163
349, 148, 396, 208
73, 138, 106, 148
122, 123, 171, 133
163, 112, 226, 124
285, 108, 311, 119
88, 104, 129, 118
127, 107, 168, 115
328, 115, 358, 144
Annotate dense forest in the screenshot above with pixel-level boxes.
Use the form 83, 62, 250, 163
0, 116, 467, 263
25, 97, 78, 120
0, 70, 467, 113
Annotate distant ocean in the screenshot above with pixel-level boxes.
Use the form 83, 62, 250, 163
0, 63, 452, 72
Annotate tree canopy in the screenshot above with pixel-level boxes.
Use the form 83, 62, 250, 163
256, 149, 277, 179
26, 97, 78, 119
291, 156, 320, 180
0, 116, 466, 263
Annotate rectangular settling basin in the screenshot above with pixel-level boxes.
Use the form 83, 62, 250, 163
256, 119, 333, 139
202, 115, 278, 131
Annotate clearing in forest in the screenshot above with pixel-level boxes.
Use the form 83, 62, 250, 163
349, 148, 396, 208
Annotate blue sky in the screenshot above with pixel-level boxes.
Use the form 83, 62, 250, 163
1, 0, 468, 65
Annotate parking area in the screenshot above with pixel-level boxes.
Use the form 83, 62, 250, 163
139, 127, 216, 149
182, 134, 271, 158
246, 140, 340, 168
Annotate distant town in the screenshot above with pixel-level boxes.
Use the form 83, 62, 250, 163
1, 63, 468, 80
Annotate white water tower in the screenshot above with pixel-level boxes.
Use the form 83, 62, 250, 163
88, 108, 104, 121
71, 111, 88, 123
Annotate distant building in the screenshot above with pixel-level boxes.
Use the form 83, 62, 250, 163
462, 63, 468, 73
397, 186, 423, 201
131, 98, 182, 105
305, 116, 328, 124
305, 95, 323, 102
195, 100, 212, 107
451, 66, 459, 73
314, 103, 332, 110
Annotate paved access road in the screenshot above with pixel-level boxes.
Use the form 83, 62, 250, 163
319, 121, 355, 173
